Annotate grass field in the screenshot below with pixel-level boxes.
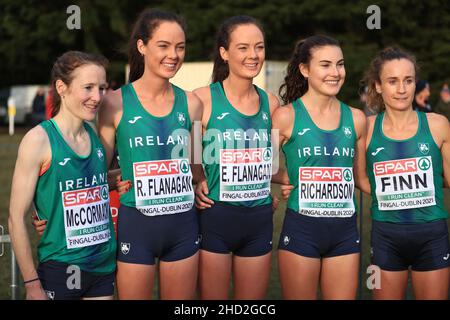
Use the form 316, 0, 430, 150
0, 126, 448, 300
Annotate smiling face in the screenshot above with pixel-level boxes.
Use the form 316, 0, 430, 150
56, 64, 107, 121
375, 58, 416, 111
137, 21, 186, 79
300, 45, 345, 97
220, 23, 265, 80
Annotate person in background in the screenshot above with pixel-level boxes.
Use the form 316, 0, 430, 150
434, 83, 450, 121
45, 87, 53, 120
413, 79, 432, 112
31, 88, 46, 126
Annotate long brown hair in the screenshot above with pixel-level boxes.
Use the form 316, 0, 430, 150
279, 35, 340, 104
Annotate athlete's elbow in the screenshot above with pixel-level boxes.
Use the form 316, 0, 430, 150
8, 209, 26, 235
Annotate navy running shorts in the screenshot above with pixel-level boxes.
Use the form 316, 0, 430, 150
199, 202, 273, 257
37, 260, 114, 300
117, 205, 200, 265
371, 219, 450, 271
278, 208, 360, 258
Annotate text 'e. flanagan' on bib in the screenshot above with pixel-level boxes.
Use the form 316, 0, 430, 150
219, 147, 272, 201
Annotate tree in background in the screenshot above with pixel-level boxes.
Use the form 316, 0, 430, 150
0, 0, 448, 106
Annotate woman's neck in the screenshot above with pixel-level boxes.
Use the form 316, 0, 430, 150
134, 71, 172, 99
52, 110, 85, 139
301, 89, 338, 112
222, 74, 255, 100
384, 107, 416, 130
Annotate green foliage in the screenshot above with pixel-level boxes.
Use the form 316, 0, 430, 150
0, 0, 448, 103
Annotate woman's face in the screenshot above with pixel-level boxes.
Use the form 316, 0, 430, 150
300, 45, 345, 97
376, 58, 416, 111
58, 64, 107, 121
138, 21, 186, 79
220, 23, 265, 80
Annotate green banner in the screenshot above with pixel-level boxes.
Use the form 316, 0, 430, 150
222, 182, 270, 191
136, 194, 194, 206
301, 202, 353, 209
69, 222, 109, 237
378, 190, 433, 201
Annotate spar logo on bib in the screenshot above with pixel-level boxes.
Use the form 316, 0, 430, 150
298, 166, 355, 218
343, 169, 353, 181
373, 156, 435, 210
221, 148, 271, 163
219, 147, 272, 202
299, 167, 350, 182
179, 159, 190, 174
133, 158, 194, 216
134, 160, 181, 176
263, 148, 272, 162
63, 185, 109, 206
62, 184, 111, 249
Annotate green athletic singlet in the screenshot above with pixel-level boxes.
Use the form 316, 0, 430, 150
116, 83, 194, 216
283, 98, 357, 217
367, 111, 448, 223
35, 119, 116, 274
203, 82, 272, 207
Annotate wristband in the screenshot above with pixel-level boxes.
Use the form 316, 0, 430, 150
23, 277, 40, 284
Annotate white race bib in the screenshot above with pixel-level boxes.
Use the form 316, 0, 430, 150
62, 185, 111, 249
298, 167, 355, 217
133, 158, 194, 216
219, 147, 272, 201
374, 156, 435, 211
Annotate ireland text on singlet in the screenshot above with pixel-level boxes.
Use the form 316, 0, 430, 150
203, 82, 272, 207
282, 99, 357, 218
35, 120, 116, 274
116, 83, 194, 216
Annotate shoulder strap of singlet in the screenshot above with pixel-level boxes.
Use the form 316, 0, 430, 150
120, 83, 135, 117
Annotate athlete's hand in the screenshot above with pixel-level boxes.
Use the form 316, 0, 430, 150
280, 184, 294, 200
31, 211, 47, 236
195, 180, 214, 210
25, 280, 48, 300
116, 175, 132, 196
272, 195, 280, 212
